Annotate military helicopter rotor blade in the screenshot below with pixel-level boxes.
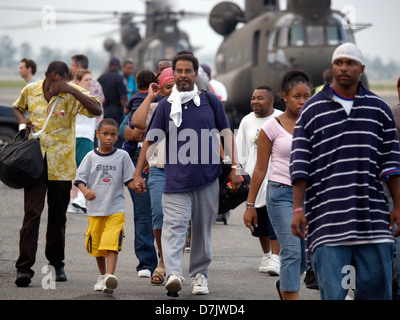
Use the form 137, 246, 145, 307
0, 5, 148, 19
0, 16, 118, 30
0, 5, 144, 17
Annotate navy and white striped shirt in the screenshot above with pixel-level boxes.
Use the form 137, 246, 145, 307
290, 83, 400, 253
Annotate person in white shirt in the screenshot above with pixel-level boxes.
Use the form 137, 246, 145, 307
236, 86, 282, 275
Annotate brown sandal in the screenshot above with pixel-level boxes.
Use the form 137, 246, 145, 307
151, 267, 165, 285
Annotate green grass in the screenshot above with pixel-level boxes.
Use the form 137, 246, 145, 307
0, 80, 26, 88
369, 81, 397, 91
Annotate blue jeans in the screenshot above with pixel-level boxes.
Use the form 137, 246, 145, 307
266, 181, 307, 292
147, 167, 165, 230
383, 184, 400, 299
129, 158, 157, 273
311, 243, 394, 300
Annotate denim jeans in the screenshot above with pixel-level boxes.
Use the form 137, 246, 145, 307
147, 167, 165, 230
381, 185, 399, 299
310, 243, 394, 300
129, 158, 157, 273
266, 181, 307, 292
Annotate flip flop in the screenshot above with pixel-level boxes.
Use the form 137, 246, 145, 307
151, 267, 165, 285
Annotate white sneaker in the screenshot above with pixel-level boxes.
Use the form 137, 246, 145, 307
72, 191, 87, 213
191, 273, 209, 295
165, 273, 184, 295
266, 254, 280, 276
138, 269, 152, 278
103, 274, 118, 294
94, 274, 106, 291
259, 252, 272, 273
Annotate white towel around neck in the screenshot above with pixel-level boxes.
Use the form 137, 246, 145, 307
168, 84, 200, 127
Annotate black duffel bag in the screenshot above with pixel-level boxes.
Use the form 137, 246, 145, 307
0, 129, 44, 189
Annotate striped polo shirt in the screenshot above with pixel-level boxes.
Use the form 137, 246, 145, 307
290, 83, 400, 253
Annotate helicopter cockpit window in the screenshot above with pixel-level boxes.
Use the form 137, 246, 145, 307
274, 14, 353, 48
307, 26, 324, 46
326, 26, 352, 45
326, 26, 341, 45
289, 26, 305, 46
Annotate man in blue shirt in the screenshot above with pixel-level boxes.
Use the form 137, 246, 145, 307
290, 43, 400, 300
133, 52, 242, 297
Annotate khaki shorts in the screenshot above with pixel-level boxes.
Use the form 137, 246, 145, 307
85, 212, 125, 257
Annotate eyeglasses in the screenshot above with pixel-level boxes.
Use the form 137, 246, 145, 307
174, 69, 194, 75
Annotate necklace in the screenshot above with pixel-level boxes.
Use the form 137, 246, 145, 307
184, 103, 188, 110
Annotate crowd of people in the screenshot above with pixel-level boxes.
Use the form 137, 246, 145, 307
10, 43, 400, 300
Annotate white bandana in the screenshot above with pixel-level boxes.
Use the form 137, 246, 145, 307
168, 84, 200, 127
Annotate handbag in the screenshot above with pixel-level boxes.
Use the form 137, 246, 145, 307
218, 162, 250, 214
0, 97, 59, 189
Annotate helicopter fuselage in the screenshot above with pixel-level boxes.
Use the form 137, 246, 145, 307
214, 7, 358, 117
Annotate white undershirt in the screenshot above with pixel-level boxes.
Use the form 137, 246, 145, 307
332, 91, 354, 116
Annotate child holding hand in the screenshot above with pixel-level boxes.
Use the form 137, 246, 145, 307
75, 118, 136, 294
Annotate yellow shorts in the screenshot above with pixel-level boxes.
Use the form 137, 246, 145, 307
85, 212, 125, 257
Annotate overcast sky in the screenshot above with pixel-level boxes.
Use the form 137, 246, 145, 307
0, 0, 399, 64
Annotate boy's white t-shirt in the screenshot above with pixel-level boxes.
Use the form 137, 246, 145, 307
75, 148, 135, 216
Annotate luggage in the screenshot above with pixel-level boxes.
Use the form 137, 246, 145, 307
0, 129, 43, 189
0, 97, 59, 189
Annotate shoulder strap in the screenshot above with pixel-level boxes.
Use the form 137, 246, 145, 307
203, 90, 217, 122
203, 90, 212, 108
31, 97, 60, 140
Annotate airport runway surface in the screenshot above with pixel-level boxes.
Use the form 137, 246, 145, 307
0, 182, 320, 302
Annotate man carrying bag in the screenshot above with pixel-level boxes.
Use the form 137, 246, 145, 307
11, 61, 102, 287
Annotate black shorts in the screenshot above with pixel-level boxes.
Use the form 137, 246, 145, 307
251, 206, 277, 240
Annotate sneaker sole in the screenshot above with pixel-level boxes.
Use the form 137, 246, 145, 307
166, 277, 182, 294
192, 287, 209, 295
103, 276, 118, 294
266, 268, 280, 276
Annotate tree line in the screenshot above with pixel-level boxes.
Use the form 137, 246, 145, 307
0, 35, 399, 81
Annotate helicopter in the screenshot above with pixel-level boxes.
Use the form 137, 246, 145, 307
209, 0, 371, 122
103, 0, 203, 72
0, 0, 204, 72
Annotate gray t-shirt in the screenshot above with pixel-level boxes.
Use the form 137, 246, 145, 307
75, 148, 135, 216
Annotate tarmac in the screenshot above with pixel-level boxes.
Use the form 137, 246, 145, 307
0, 181, 320, 301
1, 87, 397, 316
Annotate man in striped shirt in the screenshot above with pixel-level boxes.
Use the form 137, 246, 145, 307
290, 43, 400, 300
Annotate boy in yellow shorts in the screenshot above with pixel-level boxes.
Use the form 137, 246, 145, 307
75, 118, 135, 294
